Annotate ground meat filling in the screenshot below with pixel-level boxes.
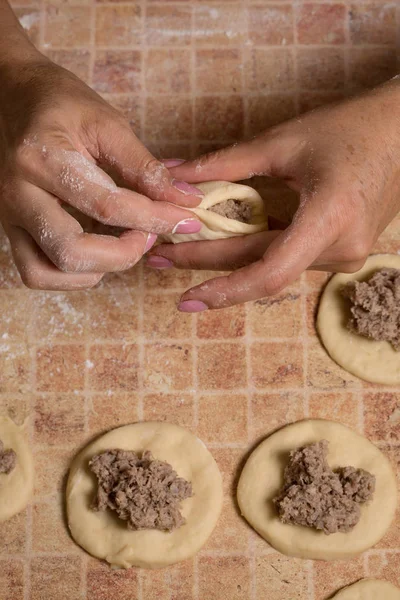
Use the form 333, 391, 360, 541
273, 441, 375, 535
209, 199, 252, 223
342, 268, 400, 350
89, 449, 193, 532
0, 439, 17, 475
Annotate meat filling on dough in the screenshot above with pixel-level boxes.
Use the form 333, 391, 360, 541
274, 441, 375, 534
209, 199, 252, 223
342, 268, 400, 350
0, 439, 17, 474
89, 449, 192, 531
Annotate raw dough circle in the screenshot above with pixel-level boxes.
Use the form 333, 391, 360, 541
163, 180, 268, 243
332, 579, 400, 599
237, 419, 397, 560
0, 416, 34, 523
66, 421, 223, 569
317, 254, 400, 385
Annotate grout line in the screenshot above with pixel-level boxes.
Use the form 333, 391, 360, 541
139, 0, 146, 144
292, 0, 300, 115
88, 0, 96, 88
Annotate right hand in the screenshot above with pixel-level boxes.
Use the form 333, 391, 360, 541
0, 56, 203, 290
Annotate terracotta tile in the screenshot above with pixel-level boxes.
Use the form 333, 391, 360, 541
96, 5, 142, 46
198, 556, 251, 600
194, 4, 245, 46
306, 290, 322, 335
197, 393, 248, 444
348, 47, 398, 91
88, 344, 139, 391
350, 3, 396, 45
375, 445, 400, 549
15, 8, 41, 44
87, 392, 139, 434
304, 269, 331, 292
367, 552, 400, 587
314, 556, 364, 599
197, 305, 245, 339
143, 393, 194, 428
45, 50, 91, 83
195, 96, 244, 141
198, 343, 246, 390
0, 344, 30, 393
0, 559, 24, 600
143, 294, 192, 340
196, 48, 242, 94
146, 5, 192, 46
363, 392, 400, 443
210, 447, 245, 496
101, 95, 143, 137
145, 96, 192, 141
44, 6, 91, 47
31, 556, 82, 600
249, 4, 293, 45
245, 48, 295, 92
309, 392, 360, 431
87, 290, 138, 342
87, 563, 138, 600
299, 91, 346, 114
255, 554, 308, 599
250, 392, 305, 441
36, 344, 85, 392
250, 342, 304, 389
93, 50, 142, 93
297, 3, 346, 45
141, 560, 194, 600
34, 446, 74, 497
34, 393, 85, 447
0, 511, 26, 555
147, 142, 193, 161
0, 291, 32, 342
96, 262, 142, 290
297, 48, 346, 91
32, 500, 76, 553
143, 265, 193, 290
205, 498, 249, 553
147, 48, 191, 94
191, 269, 228, 287
248, 290, 301, 338
143, 343, 193, 391
32, 292, 87, 343
307, 339, 360, 390
247, 95, 297, 136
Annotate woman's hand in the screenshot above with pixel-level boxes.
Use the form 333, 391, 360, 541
149, 79, 400, 311
0, 57, 202, 290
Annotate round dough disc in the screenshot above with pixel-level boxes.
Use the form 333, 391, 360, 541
317, 254, 400, 385
163, 180, 268, 243
332, 579, 400, 599
237, 419, 397, 560
66, 421, 223, 569
0, 416, 34, 523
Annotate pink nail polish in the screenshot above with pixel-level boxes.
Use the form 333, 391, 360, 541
146, 256, 173, 269
144, 233, 157, 253
178, 300, 208, 313
162, 159, 186, 168
172, 179, 204, 197
173, 219, 202, 234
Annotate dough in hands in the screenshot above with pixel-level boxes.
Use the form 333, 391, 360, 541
237, 419, 397, 560
332, 579, 400, 599
163, 180, 268, 243
0, 416, 34, 523
66, 421, 223, 569
317, 254, 400, 385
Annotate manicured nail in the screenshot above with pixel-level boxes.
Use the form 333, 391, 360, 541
172, 219, 202, 234
144, 233, 157, 253
162, 159, 186, 168
178, 300, 209, 313
172, 179, 204, 197
146, 256, 173, 269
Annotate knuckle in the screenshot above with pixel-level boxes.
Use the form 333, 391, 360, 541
92, 195, 115, 224
19, 267, 41, 289
345, 239, 370, 264
260, 268, 287, 297
53, 242, 79, 273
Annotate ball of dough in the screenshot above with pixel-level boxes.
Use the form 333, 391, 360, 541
237, 419, 397, 560
0, 416, 34, 523
66, 421, 223, 569
332, 579, 400, 599
317, 254, 400, 385
163, 180, 268, 243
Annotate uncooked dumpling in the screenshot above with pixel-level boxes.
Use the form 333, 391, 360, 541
163, 180, 268, 243
66, 421, 223, 569
332, 579, 400, 599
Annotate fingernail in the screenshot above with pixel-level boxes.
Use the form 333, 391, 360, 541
146, 256, 173, 269
173, 219, 202, 234
178, 300, 209, 313
144, 233, 157, 253
162, 159, 186, 168
172, 179, 204, 197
